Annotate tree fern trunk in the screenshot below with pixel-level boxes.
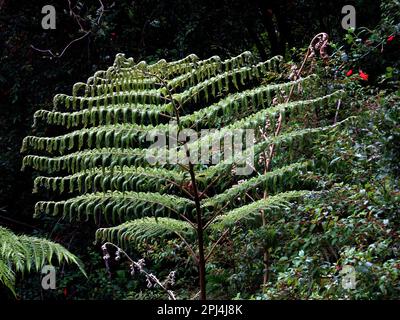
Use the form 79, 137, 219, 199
188, 160, 207, 300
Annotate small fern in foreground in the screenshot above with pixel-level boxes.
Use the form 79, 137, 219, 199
0, 226, 85, 296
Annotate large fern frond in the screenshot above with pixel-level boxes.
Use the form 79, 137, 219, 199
21, 50, 352, 263
95, 217, 194, 248
34, 191, 195, 224
210, 190, 314, 229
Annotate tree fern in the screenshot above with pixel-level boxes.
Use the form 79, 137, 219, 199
22, 50, 352, 299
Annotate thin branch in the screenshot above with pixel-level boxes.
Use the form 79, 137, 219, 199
96, 0, 105, 24
0, 214, 42, 231
68, 0, 87, 32
285, 33, 329, 103
179, 213, 197, 230
159, 112, 175, 119
191, 290, 201, 300
102, 242, 177, 300
30, 32, 91, 58
198, 172, 226, 199
203, 201, 231, 231
334, 99, 342, 124
31, 0, 106, 59
245, 192, 256, 202
205, 229, 229, 262
174, 232, 198, 264
164, 179, 194, 199
140, 67, 207, 300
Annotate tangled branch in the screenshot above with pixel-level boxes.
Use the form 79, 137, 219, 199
30, 0, 106, 59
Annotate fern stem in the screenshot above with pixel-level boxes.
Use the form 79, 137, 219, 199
148, 66, 207, 300
174, 231, 198, 264
205, 229, 229, 262
188, 159, 207, 300
203, 200, 231, 231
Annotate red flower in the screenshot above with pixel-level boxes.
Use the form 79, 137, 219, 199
387, 35, 395, 42
346, 69, 353, 77
359, 70, 369, 81
63, 287, 68, 297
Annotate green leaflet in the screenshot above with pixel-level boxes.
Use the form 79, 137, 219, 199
0, 226, 86, 295
95, 217, 194, 248
211, 190, 313, 228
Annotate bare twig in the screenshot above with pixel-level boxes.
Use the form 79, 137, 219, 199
96, 0, 105, 24
31, 0, 106, 59
174, 231, 198, 264
198, 172, 225, 199
202, 198, 233, 231
334, 99, 342, 124
205, 229, 229, 262
286, 33, 329, 103
30, 32, 90, 58
179, 213, 197, 230
68, 0, 87, 32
